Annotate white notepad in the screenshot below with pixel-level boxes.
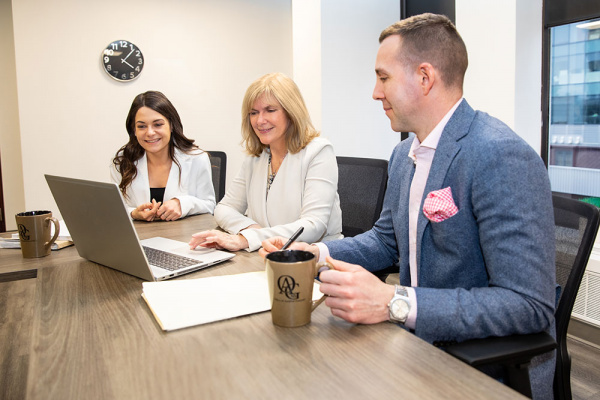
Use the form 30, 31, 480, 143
142, 271, 323, 331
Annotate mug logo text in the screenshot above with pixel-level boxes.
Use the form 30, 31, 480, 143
278, 275, 299, 300
18, 224, 30, 241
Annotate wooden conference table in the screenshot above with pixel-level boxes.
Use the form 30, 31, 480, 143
0, 214, 523, 399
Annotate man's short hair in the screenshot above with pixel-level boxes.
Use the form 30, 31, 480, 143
380, 13, 468, 89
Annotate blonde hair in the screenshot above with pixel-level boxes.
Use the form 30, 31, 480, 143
241, 73, 319, 156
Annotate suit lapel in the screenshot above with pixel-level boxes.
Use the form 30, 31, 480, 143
393, 139, 416, 286
132, 153, 150, 204
164, 149, 185, 200
401, 155, 416, 286
415, 100, 475, 280
248, 152, 270, 226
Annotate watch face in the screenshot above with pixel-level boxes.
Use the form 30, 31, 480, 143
101, 40, 144, 82
391, 299, 410, 320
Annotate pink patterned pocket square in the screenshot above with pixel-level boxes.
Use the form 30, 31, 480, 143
423, 187, 459, 222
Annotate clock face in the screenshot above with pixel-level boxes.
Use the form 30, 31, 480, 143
101, 40, 144, 82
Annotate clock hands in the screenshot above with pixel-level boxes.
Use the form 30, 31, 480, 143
121, 59, 134, 68
121, 48, 135, 69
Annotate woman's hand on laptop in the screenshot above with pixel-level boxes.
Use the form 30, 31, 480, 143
189, 230, 249, 252
131, 199, 161, 221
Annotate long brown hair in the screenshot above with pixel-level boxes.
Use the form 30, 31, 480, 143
112, 91, 199, 198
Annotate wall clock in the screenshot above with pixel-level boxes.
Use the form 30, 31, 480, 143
101, 40, 144, 82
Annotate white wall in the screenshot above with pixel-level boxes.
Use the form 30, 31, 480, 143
10, 0, 292, 218
292, 0, 322, 130
321, 0, 401, 160
457, 1, 517, 128
291, 0, 400, 160
0, 0, 25, 230
316, 0, 542, 160
515, 0, 543, 154
457, 0, 543, 154
5, 1, 545, 223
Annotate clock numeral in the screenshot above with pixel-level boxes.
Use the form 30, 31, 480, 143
104, 56, 110, 63
135, 66, 140, 72
136, 50, 141, 57
121, 73, 127, 79
120, 40, 128, 48
130, 72, 135, 79
113, 71, 118, 77
106, 65, 112, 71
103, 49, 114, 56
138, 58, 143, 65
111, 43, 118, 50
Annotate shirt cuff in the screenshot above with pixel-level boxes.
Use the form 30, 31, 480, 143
404, 286, 417, 329
239, 230, 260, 252
314, 242, 330, 263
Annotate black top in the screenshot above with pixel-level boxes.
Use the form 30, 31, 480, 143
150, 187, 165, 204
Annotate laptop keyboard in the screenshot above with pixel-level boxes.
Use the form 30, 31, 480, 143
142, 246, 201, 271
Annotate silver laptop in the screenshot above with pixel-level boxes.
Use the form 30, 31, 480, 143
45, 174, 235, 281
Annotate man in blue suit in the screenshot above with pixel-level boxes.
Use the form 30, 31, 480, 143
261, 13, 555, 398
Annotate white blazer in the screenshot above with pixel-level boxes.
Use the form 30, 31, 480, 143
110, 148, 216, 218
215, 137, 343, 251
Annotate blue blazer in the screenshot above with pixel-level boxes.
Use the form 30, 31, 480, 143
326, 100, 556, 397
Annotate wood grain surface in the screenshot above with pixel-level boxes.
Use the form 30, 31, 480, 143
1, 214, 523, 399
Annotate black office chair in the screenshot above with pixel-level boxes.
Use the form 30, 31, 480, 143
336, 156, 388, 238
445, 194, 600, 399
207, 151, 227, 202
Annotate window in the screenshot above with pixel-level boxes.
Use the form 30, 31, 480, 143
547, 17, 600, 203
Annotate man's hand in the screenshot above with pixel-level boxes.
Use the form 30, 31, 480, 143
157, 198, 182, 221
189, 230, 248, 251
131, 199, 161, 221
259, 237, 319, 259
318, 256, 395, 324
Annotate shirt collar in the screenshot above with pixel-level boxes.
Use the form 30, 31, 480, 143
408, 98, 464, 162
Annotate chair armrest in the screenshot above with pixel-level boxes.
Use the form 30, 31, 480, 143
444, 332, 557, 367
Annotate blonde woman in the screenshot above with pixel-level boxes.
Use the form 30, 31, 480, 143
189, 73, 342, 251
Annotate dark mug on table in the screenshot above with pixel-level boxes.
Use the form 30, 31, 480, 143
15, 210, 60, 258
265, 249, 331, 327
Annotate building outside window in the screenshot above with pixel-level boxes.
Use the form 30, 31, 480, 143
548, 18, 600, 206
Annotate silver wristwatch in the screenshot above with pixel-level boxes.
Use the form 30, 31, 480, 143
388, 285, 411, 324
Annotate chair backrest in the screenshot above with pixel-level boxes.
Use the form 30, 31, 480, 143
207, 151, 227, 202
552, 194, 600, 399
336, 156, 388, 237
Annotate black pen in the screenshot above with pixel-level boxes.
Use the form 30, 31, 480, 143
280, 227, 304, 250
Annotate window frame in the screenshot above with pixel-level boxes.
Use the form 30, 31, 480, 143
542, 1, 600, 166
